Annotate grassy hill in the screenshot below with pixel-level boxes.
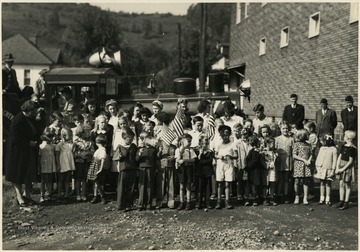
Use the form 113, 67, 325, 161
2, 3, 187, 52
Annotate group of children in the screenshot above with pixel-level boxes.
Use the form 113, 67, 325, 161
37, 99, 357, 212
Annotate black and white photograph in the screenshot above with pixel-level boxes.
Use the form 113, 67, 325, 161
2, 1, 358, 250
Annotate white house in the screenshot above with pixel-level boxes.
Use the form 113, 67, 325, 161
2, 34, 62, 91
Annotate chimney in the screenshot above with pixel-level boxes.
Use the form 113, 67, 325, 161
29, 34, 38, 46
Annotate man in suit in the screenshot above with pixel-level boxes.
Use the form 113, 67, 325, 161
315, 98, 338, 137
282, 93, 305, 129
341, 95, 357, 133
2, 53, 21, 97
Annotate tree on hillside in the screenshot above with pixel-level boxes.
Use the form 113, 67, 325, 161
142, 18, 153, 38
141, 42, 169, 73
47, 10, 60, 31
61, 8, 123, 66
187, 3, 232, 42
157, 23, 163, 34
164, 3, 231, 79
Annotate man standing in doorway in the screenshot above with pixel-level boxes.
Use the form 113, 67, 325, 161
282, 93, 305, 129
315, 98, 338, 137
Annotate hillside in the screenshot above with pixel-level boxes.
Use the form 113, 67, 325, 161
2, 3, 187, 52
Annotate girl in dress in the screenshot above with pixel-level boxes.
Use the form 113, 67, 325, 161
87, 134, 110, 204
83, 98, 99, 128
47, 111, 64, 144
335, 130, 357, 210
73, 126, 95, 201
292, 129, 312, 205
304, 121, 318, 199
105, 99, 119, 129
55, 127, 75, 199
111, 116, 133, 191
131, 102, 143, 123
259, 125, 278, 206
275, 121, 294, 204
315, 134, 337, 206
115, 129, 138, 211
38, 129, 57, 202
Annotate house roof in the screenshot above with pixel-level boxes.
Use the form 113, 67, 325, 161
2, 34, 57, 65
41, 48, 61, 63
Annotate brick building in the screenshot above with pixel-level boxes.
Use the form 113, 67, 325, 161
228, 3, 358, 140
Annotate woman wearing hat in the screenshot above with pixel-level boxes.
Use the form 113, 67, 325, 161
150, 100, 163, 125
5, 100, 38, 206
2, 53, 21, 97
150, 100, 163, 138
105, 99, 119, 129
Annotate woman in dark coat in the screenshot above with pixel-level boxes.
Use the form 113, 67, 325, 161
5, 100, 38, 206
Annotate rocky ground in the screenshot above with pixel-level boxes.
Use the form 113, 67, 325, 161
2, 181, 358, 250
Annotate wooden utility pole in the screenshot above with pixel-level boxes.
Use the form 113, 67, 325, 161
177, 23, 182, 77
199, 3, 207, 92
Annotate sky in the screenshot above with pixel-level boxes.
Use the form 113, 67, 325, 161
90, 2, 195, 16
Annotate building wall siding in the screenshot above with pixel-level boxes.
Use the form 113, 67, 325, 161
230, 3, 358, 140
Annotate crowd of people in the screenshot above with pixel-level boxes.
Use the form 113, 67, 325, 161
4, 85, 357, 212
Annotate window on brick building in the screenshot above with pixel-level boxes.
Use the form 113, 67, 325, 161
309, 12, 320, 38
259, 37, 266, 56
280, 26, 289, 48
24, 70, 30, 86
350, 3, 359, 23
236, 3, 242, 24
244, 3, 250, 18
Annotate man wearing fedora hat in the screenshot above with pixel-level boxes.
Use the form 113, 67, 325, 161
315, 98, 338, 137
341, 95, 357, 134
2, 53, 21, 96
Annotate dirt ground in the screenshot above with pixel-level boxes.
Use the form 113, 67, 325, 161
2, 180, 358, 250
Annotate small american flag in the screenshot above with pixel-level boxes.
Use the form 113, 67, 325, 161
206, 115, 215, 140
161, 109, 184, 145
161, 126, 177, 146
170, 108, 184, 137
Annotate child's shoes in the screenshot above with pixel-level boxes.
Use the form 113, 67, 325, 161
326, 201, 332, 206
294, 196, 300, 205
339, 202, 349, 210
100, 197, 106, 204
90, 196, 99, 204
337, 201, 344, 208
39, 196, 45, 203
215, 200, 222, 209
81, 196, 87, 202
303, 197, 309, 205
177, 202, 185, 210
225, 200, 233, 209
185, 202, 191, 211
263, 199, 270, 206
76, 196, 82, 201
244, 200, 251, 206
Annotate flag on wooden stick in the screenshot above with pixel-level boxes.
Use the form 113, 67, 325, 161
161, 109, 185, 145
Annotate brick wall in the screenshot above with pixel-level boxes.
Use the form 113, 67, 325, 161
230, 3, 358, 141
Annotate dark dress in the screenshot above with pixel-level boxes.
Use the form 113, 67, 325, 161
5, 112, 37, 184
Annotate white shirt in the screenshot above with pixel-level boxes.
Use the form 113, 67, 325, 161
253, 116, 272, 135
